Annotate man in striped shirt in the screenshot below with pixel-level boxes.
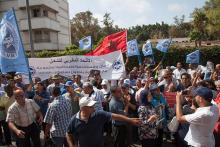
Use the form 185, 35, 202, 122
6, 89, 43, 147
44, 86, 72, 147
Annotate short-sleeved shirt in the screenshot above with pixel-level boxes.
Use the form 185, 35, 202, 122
184, 105, 219, 147
67, 111, 112, 147
88, 90, 104, 111
63, 92, 82, 115
173, 68, 186, 80
6, 99, 40, 127
46, 83, 64, 96
109, 97, 126, 126
44, 96, 72, 137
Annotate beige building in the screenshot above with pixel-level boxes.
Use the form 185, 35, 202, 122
0, 0, 71, 51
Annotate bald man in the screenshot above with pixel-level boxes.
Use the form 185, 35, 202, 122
6, 89, 43, 147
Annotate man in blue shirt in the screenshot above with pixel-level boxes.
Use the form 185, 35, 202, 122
44, 87, 72, 147
66, 96, 141, 147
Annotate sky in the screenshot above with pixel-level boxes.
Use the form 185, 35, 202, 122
67, 0, 207, 28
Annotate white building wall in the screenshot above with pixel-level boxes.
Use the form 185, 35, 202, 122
0, 0, 71, 51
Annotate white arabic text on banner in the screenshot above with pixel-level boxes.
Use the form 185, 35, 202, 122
29, 51, 125, 80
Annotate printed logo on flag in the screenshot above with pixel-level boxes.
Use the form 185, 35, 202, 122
0, 20, 19, 59
162, 40, 170, 49
189, 53, 197, 60
79, 36, 92, 50
112, 59, 122, 71
127, 39, 140, 57
142, 40, 153, 56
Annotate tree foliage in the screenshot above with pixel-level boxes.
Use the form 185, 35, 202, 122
169, 15, 192, 38
69, 0, 220, 49
203, 0, 220, 39
70, 11, 102, 45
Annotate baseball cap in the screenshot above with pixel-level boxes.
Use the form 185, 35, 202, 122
124, 79, 130, 85
65, 81, 73, 87
149, 83, 158, 91
51, 74, 60, 80
101, 79, 108, 85
79, 97, 97, 108
121, 83, 130, 89
193, 86, 213, 102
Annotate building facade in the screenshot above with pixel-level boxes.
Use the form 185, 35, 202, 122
0, 0, 71, 51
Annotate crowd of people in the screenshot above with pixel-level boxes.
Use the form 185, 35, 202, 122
0, 60, 219, 147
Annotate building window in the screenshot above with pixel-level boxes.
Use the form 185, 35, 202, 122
43, 31, 50, 42
34, 30, 50, 43
32, 8, 41, 17
34, 30, 42, 42
43, 9, 48, 17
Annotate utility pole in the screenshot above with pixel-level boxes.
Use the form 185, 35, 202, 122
26, 0, 35, 57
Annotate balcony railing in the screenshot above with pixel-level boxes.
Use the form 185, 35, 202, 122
19, 17, 60, 31
18, 0, 59, 12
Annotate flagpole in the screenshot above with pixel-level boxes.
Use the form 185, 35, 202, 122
26, 0, 35, 57
12, 8, 33, 84
137, 55, 142, 65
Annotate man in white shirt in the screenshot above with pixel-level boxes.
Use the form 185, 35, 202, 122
173, 62, 186, 80
176, 87, 219, 147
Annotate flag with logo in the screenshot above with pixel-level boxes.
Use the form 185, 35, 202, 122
79, 36, 92, 50
0, 8, 29, 73
86, 31, 127, 56
127, 39, 140, 57
156, 39, 172, 53
142, 40, 153, 56
186, 50, 200, 64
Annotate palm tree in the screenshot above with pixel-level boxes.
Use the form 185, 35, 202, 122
191, 8, 208, 46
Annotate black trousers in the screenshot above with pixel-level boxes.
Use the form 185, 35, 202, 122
15, 123, 41, 147
155, 129, 163, 147
112, 125, 127, 147
0, 120, 11, 145
141, 139, 156, 147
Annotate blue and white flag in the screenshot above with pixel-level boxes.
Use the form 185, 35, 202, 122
79, 36, 92, 50
127, 39, 140, 57
142, 40, 153, 56
156, 39, 172, 53
186, 50, 200, 64
0, 9, 29, 73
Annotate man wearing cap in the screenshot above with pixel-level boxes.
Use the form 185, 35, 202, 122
63, 81, 82, 115
66, 96, 141, 147
47, 74, 64, 96
176, 86, 219, 147
44, 87, 72, 147
82, 82, 104, 111
150, 83, 168, 147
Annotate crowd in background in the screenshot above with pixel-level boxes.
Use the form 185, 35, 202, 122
0, 60, 219, 147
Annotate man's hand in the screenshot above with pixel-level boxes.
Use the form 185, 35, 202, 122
129, 118, 141, 126
147, 115, 157, 123
176, 91, 183, 104
16, 129, 25, 138
37, 114, 43, 125
35, 95, 43, 100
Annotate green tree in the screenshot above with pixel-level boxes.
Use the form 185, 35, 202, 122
169, 15, 192, 38
70, 11, 102, 45
189, 30, 202, 47
102, 13, 114, 35
190, 8, 208, 46
204, 0, 220, 39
